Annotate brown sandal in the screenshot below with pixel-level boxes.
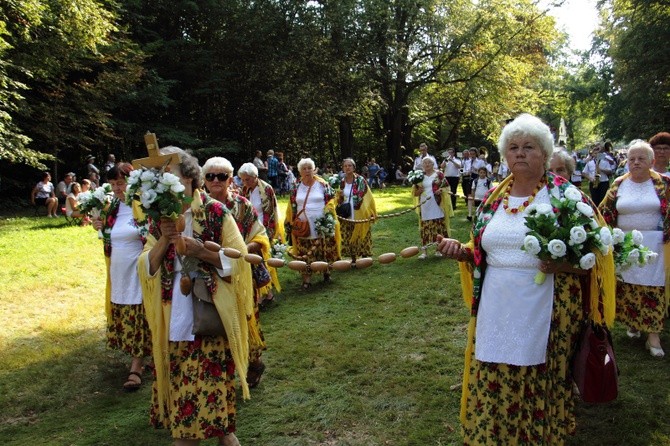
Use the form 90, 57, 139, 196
246, 361, 266, 388
123, 371, 142, 392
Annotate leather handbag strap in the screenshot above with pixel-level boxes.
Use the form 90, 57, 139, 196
296, 182, 313, 218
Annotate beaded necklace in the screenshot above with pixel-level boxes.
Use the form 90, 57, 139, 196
502, 177, 546, 214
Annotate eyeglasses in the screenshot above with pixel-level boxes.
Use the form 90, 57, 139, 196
205, 172, 230, 182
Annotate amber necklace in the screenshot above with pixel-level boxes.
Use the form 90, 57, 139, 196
502, 177, 546, 214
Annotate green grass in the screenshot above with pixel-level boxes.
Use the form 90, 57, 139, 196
0, 186, 669, 445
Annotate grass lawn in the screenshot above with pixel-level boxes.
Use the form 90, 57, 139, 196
0, 185, 669, 445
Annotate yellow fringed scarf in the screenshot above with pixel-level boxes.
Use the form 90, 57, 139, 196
137, 190, 255, 425
345, 177, 377, 244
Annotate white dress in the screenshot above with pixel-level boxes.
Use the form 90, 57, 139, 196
109, 202, 144, 305
419, 173, 444, 221
296, 181, 327, 238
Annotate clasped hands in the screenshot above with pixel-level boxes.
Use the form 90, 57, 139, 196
160, 218, 203, 257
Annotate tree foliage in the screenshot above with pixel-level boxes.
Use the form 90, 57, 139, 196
589, 0, 670, 142
9, 0, 666, 199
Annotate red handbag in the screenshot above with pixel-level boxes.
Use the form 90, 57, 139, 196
571, 276, 618, 403
572, 321, 618, 403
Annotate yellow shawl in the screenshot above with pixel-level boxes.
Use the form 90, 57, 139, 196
340, 175, 377, 244
137, 191, 255, 426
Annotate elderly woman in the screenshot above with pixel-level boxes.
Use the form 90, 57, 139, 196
437, 114, 615, 444
599, 140, 670, 357
237, 162, 284, 305
337, 158, 377, 262
550, 148, 576, 181
237, 162, 284, 243
650, 132, 670, 174
91, 163, 150, 390
285, 157, 341, 289
137, 147, 254, 446
412, 157, 453, 258
31, 172, 59, 217
202, 157, 270, 388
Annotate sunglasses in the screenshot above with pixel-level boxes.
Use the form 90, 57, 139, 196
205, 172, 230, 182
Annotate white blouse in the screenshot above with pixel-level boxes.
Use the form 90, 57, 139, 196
341, 181, 354, 216
248, 186, 264, 223
296, 181, 327, 238
419, 173, 444, 221
109, 202, 144, 305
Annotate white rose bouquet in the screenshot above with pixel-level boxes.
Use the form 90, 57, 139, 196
522, 185, 613, 284
327, 174, 341, 189
611, 228, 657, 274
125, 167, 189, 221
271, 239, 289, 259
77, 183, 113, 238
407, 169, 425, 185
314, 212, 336, 238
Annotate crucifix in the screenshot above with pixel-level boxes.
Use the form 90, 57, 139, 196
131, 132, 180, 169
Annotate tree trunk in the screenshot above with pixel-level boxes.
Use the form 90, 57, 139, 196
384, 107, 408, 165
338, 115, 354, 159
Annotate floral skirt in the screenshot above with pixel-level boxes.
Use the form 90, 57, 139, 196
340, 220, 373, 258
462, 273, 582, 445
150, 336, 237, 440
616, 281, 666, 332
106, 302, 152, 358
295, 236, 340, 265
420, 218, 447, 246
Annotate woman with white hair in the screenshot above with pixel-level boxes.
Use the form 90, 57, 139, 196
137, 147, 254, 446
237, 162, 284, 242
285, 157, 341, 289
549, 148, 576, 181
337, 158, 377, 262
236, 162, 283, 306
437, 114, 615, 444
599, 140, 670, 357
202, 156, 270, 388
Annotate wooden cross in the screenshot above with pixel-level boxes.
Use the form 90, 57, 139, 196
131, 132, 180, 169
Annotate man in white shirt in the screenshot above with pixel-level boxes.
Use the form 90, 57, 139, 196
441, 147, 462, 209
413, 143, 438, 171
56, 172, 74, 208
584, 143, 615, 206
497, 162, 509, 181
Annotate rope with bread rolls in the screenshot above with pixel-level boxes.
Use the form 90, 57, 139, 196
196, 239, 440, 276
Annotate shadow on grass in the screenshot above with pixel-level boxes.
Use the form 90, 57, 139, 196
0, 327, 169, 446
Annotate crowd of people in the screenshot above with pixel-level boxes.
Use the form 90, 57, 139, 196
30, 154, 116, 220
27, 118, 669, 445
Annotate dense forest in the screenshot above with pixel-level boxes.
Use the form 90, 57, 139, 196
0, 0, 668, 197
